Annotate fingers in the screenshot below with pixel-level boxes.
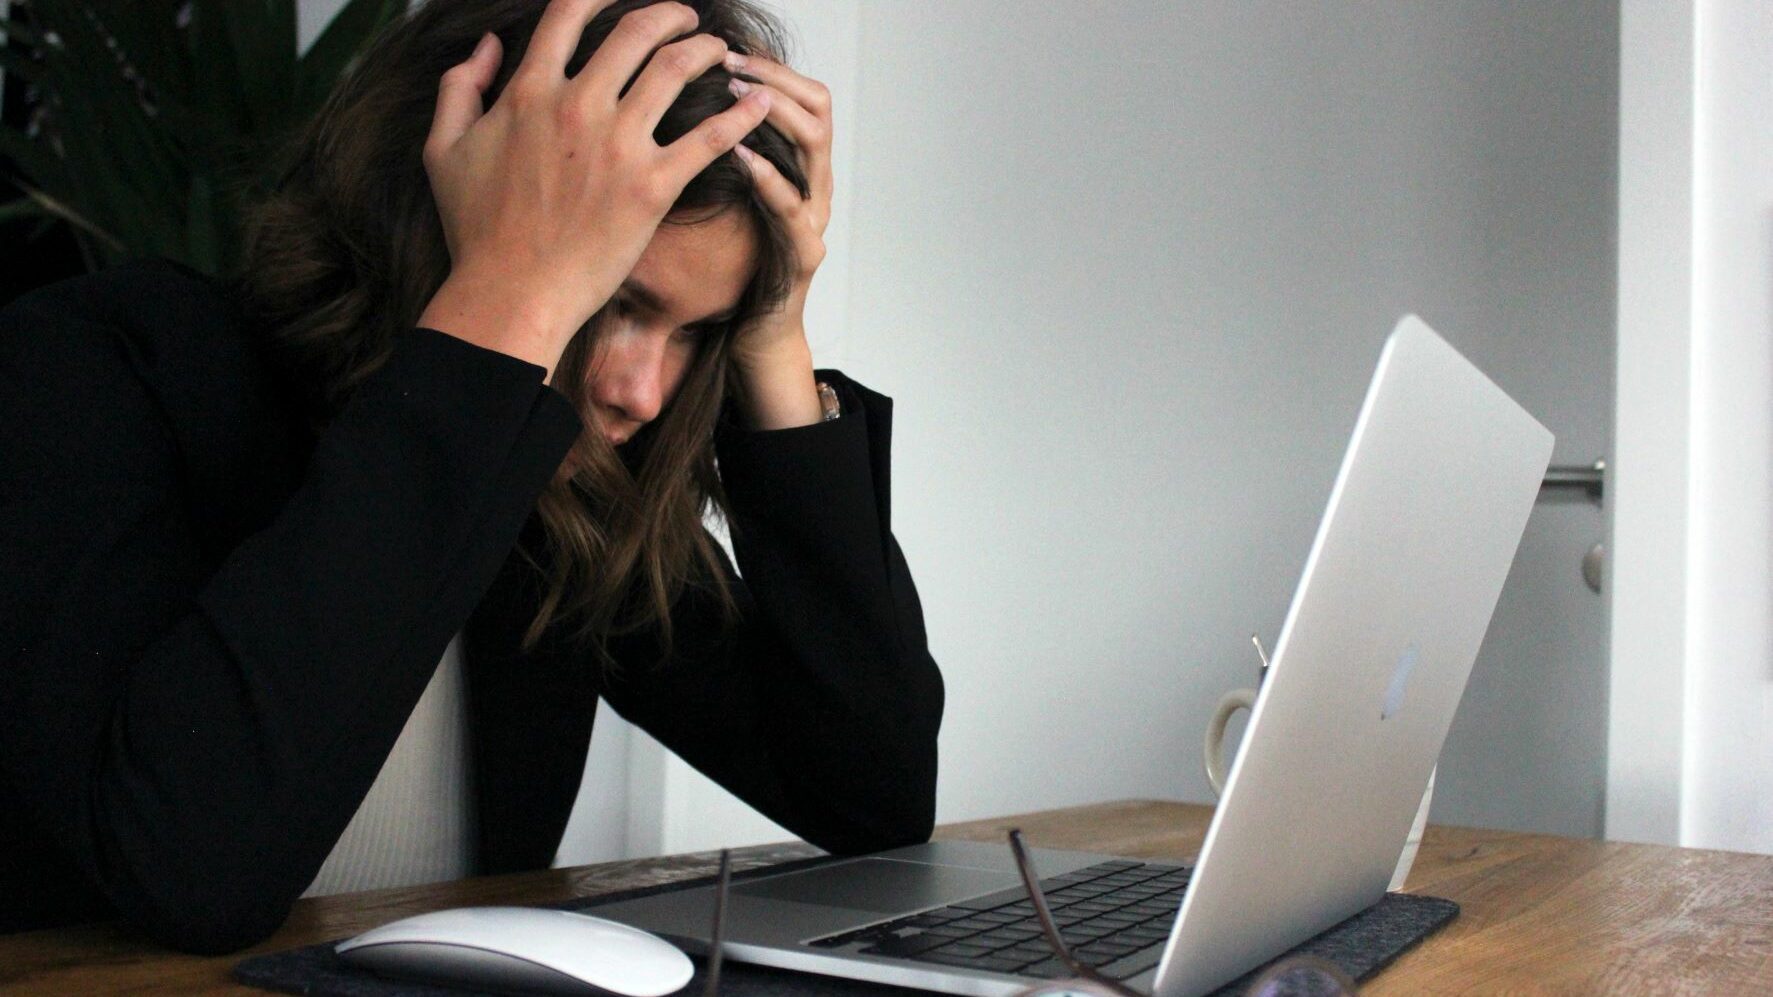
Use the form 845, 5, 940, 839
520, 0, 616, 80
426, 32, 504, 164
728, 55, 833, 206
734, 143, 802, 219
622, 34, 730, 134
658, 88, 772, 191
737, 144, 827, 277
727, 53, 831, 120
728, 79, 819, 162
572, 2, 700, 95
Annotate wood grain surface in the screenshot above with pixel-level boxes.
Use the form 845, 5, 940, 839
2, 800, 1769, 994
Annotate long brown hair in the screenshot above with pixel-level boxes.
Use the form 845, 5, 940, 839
236, 0, 810, 664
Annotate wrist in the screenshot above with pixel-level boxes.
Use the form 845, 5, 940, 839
418, 270, 583, 381
733, 335, 822, 430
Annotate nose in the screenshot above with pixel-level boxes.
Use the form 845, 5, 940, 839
591, 319, 670, 430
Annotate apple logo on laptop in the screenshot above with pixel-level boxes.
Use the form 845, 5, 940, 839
1381, 643, 1420, 720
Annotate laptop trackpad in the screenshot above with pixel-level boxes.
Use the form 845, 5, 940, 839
732, 858, 1020, 915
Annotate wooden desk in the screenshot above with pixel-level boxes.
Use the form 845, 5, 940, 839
2, 800, 1770, 994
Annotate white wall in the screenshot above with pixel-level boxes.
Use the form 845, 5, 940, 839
1609, 1, 1773, 855
1606, 0, 1693, 847
1610, 0, 1773, 854
1683, 0, 1773, 856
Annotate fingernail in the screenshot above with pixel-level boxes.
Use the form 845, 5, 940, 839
752, 89, 772, 112
724, 51, 747, 72
734, 144, 755, 164
728, 78, 752, 98
473, 32, 495, 58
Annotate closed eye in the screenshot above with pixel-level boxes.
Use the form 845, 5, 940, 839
675, 321, 722, 343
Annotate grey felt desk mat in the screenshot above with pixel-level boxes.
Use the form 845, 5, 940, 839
235, 857, 1457, 997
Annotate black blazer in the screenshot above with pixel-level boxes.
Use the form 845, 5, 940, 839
0, 262, 943, 953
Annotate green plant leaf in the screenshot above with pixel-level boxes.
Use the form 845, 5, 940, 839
216, 0, 299, 135
6, 0, 390, 274
96, 2, 193, 106
0, 128, 65, 192
187, 1, 249, 135
9, 183, 123, 254
0, 196, 55, 225
295, 0, 405, 119
184, 173, 220, 274
0, 14, 48, 50
0, 45, 47, 87
28, 0, 187, 255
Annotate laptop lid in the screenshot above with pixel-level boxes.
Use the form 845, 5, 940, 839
1153, 315, 1553, 996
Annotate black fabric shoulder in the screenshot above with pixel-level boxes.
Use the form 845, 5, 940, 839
1, 261, 311, 558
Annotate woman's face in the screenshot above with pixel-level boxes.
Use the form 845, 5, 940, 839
585, 209, 759, 446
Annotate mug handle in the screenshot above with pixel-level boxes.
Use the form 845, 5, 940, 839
1203, 687, 1257, 797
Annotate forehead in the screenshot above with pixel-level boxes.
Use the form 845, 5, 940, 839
626, 210, 760, 322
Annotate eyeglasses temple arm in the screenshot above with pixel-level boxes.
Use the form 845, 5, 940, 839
703, 849, 731, 997
1007, 831, 1094, 979
1007, 829, 1146, 997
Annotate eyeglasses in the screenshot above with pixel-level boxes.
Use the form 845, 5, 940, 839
704, 849, 731, 997
1004, 829, 1356, 997
699, 835, 1358, 996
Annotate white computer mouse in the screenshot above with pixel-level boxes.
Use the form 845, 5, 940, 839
335, 905, 695, 996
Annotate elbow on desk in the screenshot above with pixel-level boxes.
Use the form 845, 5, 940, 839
810, 808, 936, 858
123, 884, 295, 955
801, 750, 940, 857
98, 861, 300, 955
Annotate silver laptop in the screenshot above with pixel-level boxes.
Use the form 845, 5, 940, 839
589, 315, 1554, 997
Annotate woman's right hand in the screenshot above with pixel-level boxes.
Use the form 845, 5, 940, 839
416, 0, 772, 380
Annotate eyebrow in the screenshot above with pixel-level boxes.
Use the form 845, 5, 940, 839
618, 278, 741, 328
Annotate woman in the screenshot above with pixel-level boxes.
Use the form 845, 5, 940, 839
0, 0, 942, 953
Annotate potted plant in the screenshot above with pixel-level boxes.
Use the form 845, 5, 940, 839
0, 0, 406, 283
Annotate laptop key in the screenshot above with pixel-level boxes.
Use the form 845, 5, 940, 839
976, 927, 1042, 947
1100, 946, 1165, 981
917, 952, 1028, 974
1018, 959, 1071, 979
930, 941, 996, 958
948, 881, 1052, 912
1076, 940, 1142, 960
861, 932, 951, 958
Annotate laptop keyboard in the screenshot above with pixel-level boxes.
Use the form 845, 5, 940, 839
805, 859, 1190, 980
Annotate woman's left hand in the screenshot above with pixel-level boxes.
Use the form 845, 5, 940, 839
726, 52, 833, 430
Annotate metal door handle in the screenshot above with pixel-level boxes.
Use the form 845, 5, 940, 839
1541, 459, 1605, 502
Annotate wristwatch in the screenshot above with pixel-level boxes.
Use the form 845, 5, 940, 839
816, 380, 841, 422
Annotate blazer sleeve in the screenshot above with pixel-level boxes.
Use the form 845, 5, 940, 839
598, 372, 945, 855
0, 291, 582, 953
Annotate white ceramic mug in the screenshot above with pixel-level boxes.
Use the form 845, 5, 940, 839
1202, 686, 1256, 798
1202, 686, 1435, 892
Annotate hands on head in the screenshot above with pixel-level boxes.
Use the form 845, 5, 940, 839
415, 0, 834, 430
